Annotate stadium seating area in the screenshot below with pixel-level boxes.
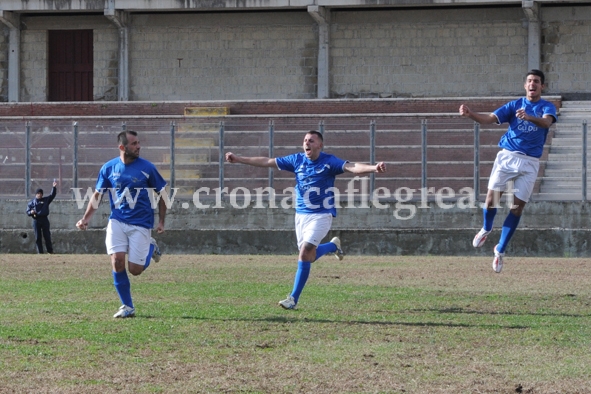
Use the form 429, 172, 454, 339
0, 97, 560, 198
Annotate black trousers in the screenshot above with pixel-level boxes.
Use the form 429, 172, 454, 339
33, 216, 53, 254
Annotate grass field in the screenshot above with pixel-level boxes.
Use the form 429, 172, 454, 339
1, 253, 591, 393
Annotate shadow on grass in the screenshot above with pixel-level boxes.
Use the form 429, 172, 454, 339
164, 314, 531, 330
409, 307, 591, 319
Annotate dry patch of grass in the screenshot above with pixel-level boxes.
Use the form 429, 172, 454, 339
1, 254, 591, 393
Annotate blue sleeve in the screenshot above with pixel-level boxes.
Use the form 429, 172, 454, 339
275, 154, 297, 173
329, 155, 348, 175
542, 101, 557, 123
95, 164, 111, 193
493, 101, 517, 125
149, 165, 167, 193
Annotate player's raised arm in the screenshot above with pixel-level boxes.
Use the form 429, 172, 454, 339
459, 104, 497, 125
225, 152, 278, 168
344, 161, 386, 175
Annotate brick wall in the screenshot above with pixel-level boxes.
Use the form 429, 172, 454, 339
0, 97, 562, 117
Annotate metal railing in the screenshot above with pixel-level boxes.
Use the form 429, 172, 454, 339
1, 116, 586, 201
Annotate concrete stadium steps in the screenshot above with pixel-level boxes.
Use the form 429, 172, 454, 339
538, 101, 590, 200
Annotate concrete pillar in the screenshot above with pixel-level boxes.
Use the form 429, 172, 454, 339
105, 5, 129, 101
308, 6, 330, 99
0, 11, 20, 102
522, 0, 541, 71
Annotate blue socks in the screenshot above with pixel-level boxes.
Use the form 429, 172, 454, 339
290, 261, 311, 303
483, 207, 497, 232
144, 243, 154, 271
113, 270, 134, 308
315, 242, 337, 261
498, 211, 521, 253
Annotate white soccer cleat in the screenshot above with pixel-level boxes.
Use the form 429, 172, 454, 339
150, 237, 161, 263
278, 295, 297, 310
493, 245, 504, 273
113, 305, 135, 318
473, 228, 491, 248
330, 237, 344, 261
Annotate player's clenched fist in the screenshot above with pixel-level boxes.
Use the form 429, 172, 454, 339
225, 152, 237, 163
76, 219, 88, 231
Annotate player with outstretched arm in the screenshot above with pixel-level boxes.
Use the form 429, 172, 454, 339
460, 69, 557, 273
226, 130, 386, 309
76, 130, 166, 318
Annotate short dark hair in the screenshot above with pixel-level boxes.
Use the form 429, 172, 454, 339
117, 130, 138, 146
306, 130, 324, 142
527, 69, 545, 85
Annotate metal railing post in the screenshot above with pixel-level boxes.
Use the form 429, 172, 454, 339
583, 120, 588, 202
268, 120, 274, 190
219, 121, 225, 195
170, 121, 176, 190
421, 119, 428, 202
25, 121, 31, 198
474, 122, 480, 201
73, 122, 78, 191
319, 120, 325, 135
369, 120, 376, 198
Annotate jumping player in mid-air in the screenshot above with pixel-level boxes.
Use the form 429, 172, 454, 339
460, 69, 557, 273
226, 130, 386, 309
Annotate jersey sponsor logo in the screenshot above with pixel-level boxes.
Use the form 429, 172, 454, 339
315, 164, 331, 173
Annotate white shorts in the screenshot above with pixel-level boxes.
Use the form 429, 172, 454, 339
106, 219, 151, 266
295, 213, 333, 249
488, 149, 540, 202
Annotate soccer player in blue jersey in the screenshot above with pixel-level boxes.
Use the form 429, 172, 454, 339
225, 130, 386, 309
460, 69, 557, 273
76, 130, 167, 318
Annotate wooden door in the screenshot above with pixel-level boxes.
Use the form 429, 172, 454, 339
48, 30, 93, 101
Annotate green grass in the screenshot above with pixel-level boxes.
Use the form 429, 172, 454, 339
1, 254, 591, 393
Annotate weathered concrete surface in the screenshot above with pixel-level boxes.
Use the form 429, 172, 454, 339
2, 228, 591, 257
2, 199, 590, 256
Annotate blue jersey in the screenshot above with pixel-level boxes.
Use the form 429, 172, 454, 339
493, 97, 557, 158
95, 157, 167, 229
276, 152, 347, 216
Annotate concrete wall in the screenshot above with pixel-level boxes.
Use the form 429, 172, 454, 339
331, 7, 527, 98
20, 16, 118, 102
3, 199, 590, 257
12, 5, 591, 102
543, 5, 591, 98
0, 25, 7, 102
130, 13, 318, 100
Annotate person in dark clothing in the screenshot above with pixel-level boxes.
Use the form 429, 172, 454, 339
27, 181, 58, 254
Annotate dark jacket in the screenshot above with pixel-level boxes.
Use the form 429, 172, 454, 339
27, 187, 57, 218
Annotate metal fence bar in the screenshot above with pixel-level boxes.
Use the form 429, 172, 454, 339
474, 122, 480, 201
219, 121, 225, 194
73, 121, 79, 191
369, 120, 376, 197
421, 119, 427, 201
583, 120, 588, 202
268, 120, 274, 189
170, 121, 176, 190
25, 121, 31, 198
